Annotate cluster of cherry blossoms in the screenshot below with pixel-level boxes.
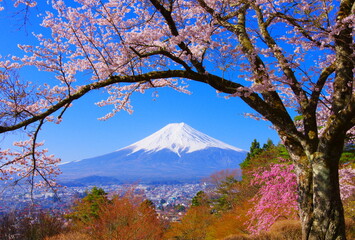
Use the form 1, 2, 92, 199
0, 0, 37, 11
0, 137, 61, 188
0, 0, 353, 194
247, 163, 355, 234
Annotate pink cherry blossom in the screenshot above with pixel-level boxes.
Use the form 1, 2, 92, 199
246, 164, 355, 234
0, 2, 353, 237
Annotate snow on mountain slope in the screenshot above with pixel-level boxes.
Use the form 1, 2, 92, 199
60, 123, 247, 184
121, 122, 244, 156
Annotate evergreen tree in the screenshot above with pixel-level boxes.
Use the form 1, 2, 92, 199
212, 176, 239, 213
191, 191, 209, 207
141, 199, 155, 208
262, 138, 274, 150
67, 187, 109, 225
240, 139, 261, 169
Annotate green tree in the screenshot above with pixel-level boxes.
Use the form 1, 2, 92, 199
174, 204, 187, 212
262, 138, 274, 150
241, 140, 291, 173
191, 191, 209, 207
204, 169, 242, 212
141, 199, 155, 209
212, 176, 239, 213
240, 139, 262, 169
67, 187, 109, 225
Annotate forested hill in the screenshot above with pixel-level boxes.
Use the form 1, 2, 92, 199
1, 140, 353, 240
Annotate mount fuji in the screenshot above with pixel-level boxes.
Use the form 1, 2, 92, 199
59, 123, 247, 185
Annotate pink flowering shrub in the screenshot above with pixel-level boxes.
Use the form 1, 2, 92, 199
339, 167, 355, 201
247, 164, 355, 234
246, 163, 298, 234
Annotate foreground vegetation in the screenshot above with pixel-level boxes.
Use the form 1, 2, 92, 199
1, 141, 354, 240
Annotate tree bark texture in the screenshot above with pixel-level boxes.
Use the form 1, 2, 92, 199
289, 139, 347, 240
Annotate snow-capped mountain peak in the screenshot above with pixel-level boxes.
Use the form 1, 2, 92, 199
60, 122, 248, 184
121, 122, 244, 156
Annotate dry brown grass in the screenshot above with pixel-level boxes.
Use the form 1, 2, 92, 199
223, 220, 301, 240
46, 218, 354, 240
223, 234, 252, 240
266, 220, 302, 240
223, 233, 276, 240
345, 218, 355, 239
224, 218, 355, 240
44, 231, 92, 240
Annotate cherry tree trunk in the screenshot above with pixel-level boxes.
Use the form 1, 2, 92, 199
295, 142, 346, 240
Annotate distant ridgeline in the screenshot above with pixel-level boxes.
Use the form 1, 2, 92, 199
59, 123, 247, 185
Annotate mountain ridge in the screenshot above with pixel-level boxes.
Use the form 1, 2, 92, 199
60, 123, 247, 184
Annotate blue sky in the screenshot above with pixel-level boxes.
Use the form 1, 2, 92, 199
0, 3, 280, 163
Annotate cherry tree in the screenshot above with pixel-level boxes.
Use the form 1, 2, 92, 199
0, 0, 354, 239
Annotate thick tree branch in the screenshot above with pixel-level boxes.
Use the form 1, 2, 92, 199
196, 0, 304, 142
0, 68, 303, 144
333, 0, 355, 113
254, 5, 309, 107
129, 47, 192, 71
320, 95, 355, 149
253, 4, 319, 148
274, 12, 333, 49
0, 70, 193, 133
202, 73, 303, 142
149, 0, 206, 73
309, 63, 336, 111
